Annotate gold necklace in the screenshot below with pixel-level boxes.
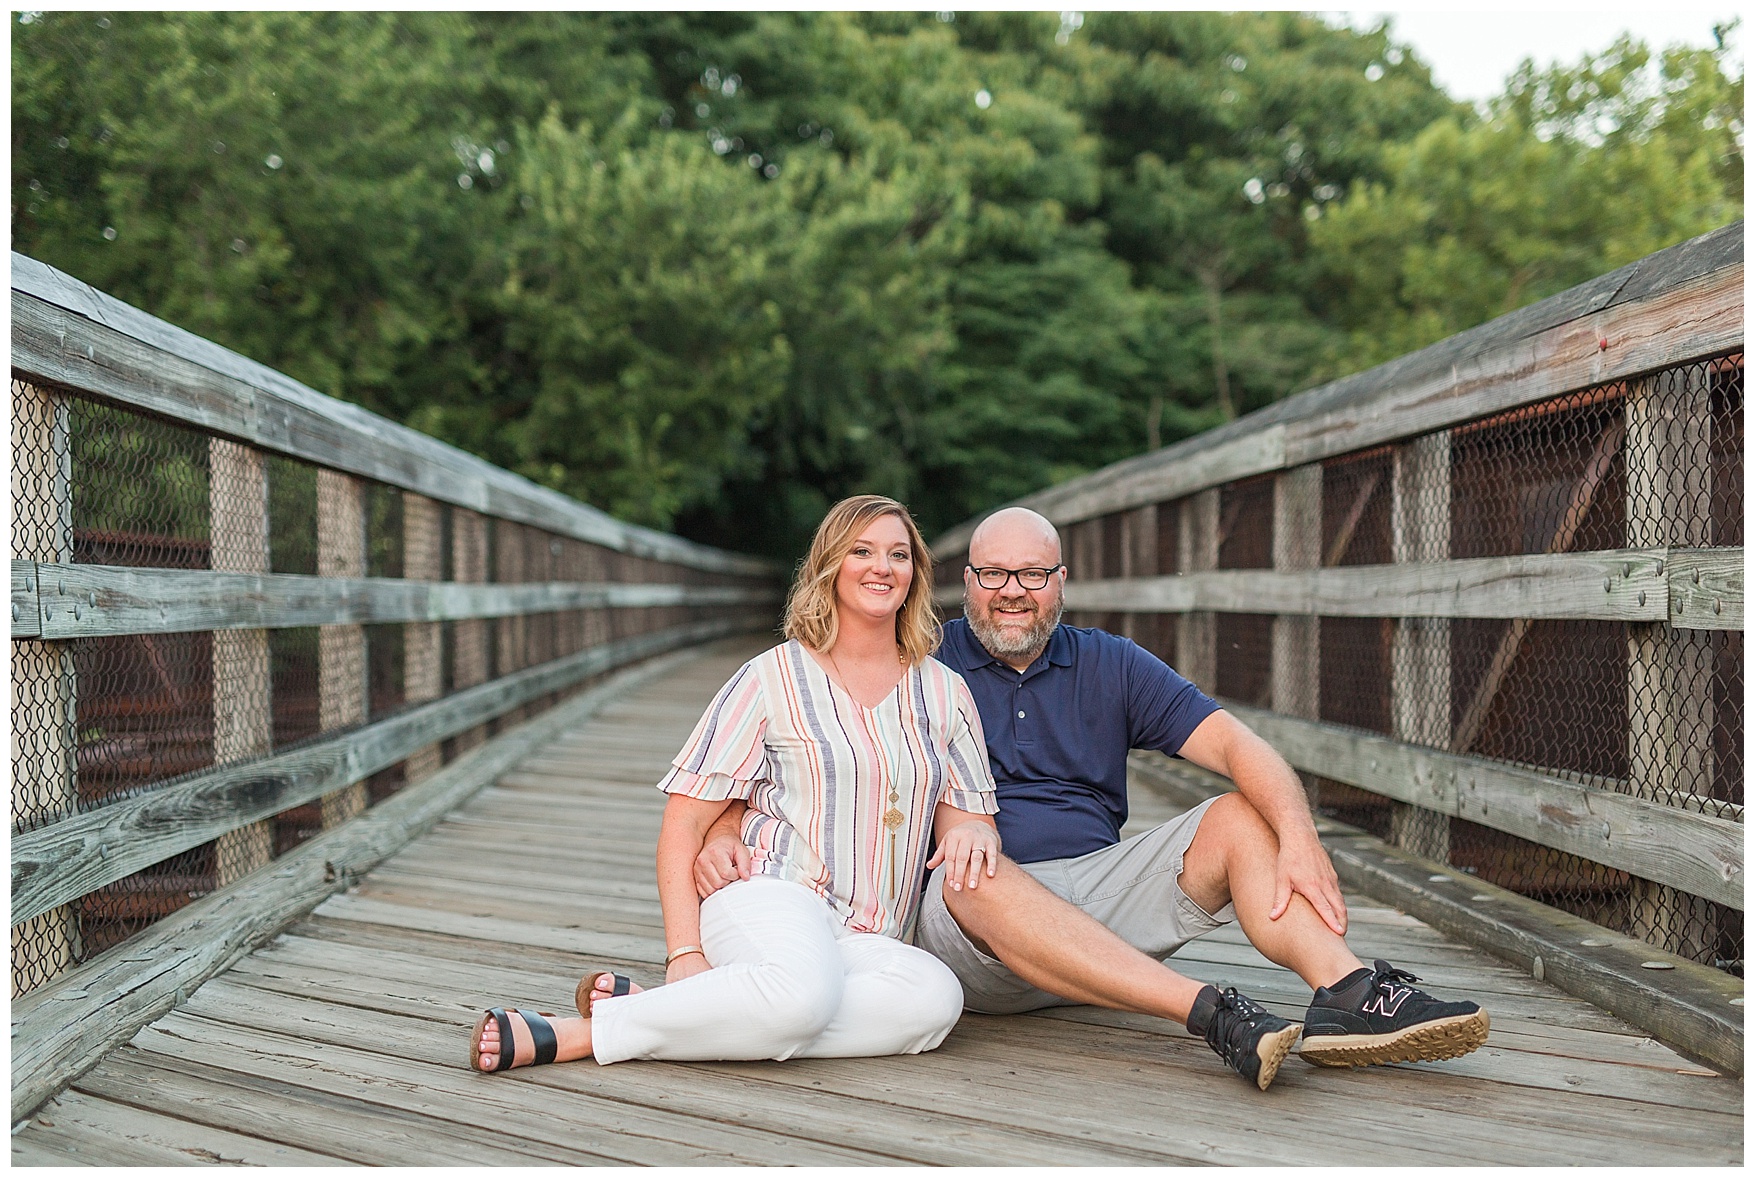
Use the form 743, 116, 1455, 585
828, 644, 907, 896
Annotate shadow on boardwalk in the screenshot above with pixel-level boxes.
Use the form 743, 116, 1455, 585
13, 637, 1743, 1166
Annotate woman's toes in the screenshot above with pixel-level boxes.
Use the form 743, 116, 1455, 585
589, 974, 643, 1008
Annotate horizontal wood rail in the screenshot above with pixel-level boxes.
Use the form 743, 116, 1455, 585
11, 616, 751, 926
10, 559, 782, 639
11, 255, 778, 579
932, 222, 1742, 554
1022, 547, 1741, 628
923, 225, 1742, 980
1667, 548, 1745, 630
1223, 703, 1744, 910
9, 641, 716, 1123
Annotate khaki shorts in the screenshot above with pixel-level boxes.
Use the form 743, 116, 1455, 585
915, 794, 1235, 1014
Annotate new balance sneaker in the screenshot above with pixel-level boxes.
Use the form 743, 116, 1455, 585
1299, 959, 1489, 1067
1186, 984, 1303, 1091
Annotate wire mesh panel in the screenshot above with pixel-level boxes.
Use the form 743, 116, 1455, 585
1039, 357, 1746, 972
1321, 448, 1393, 568
10, 383, 779, 996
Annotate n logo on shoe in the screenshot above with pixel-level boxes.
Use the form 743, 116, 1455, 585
1362, 984, 1413, 1017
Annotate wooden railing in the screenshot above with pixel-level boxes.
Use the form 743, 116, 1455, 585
931, 223, 1744, 970
9, 254, 782, 1116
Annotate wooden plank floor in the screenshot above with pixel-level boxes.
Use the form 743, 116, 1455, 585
15, 637, 1742, 1166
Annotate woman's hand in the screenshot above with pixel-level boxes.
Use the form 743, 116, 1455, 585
927, 811, 1001, 893
665, 949, 712, 985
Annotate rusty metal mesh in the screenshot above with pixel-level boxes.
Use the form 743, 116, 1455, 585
961, 357, 1743, 973
1300, 357, 1744, 971
11, 388, 772, 996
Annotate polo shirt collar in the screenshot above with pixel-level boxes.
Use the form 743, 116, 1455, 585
960, 620, 1073, 680
1039, 623, 1075, 670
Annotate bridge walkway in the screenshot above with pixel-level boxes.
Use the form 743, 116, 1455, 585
12, 638, 1741, 1166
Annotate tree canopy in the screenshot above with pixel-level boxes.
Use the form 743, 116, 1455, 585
13, 12, 1742, 557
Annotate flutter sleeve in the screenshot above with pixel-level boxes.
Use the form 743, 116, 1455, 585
940, 672, 999, 815
656, 659, 770, 801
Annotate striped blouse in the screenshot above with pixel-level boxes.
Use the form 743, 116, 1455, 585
657, 639, 998, 939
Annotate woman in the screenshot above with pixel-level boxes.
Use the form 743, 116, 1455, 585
469, 494, 1000, 1071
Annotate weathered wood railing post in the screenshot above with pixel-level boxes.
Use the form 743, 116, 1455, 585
403, 492, 444, 783
211, 438, 276, 881
10, 380, 77, 988
451, 508, 490, 752
925, 224, 1742, 1074
1117, 505, 1156, 647
496, 522, 528, 728
1626, 374, 1717, 957
316, 469, 367, 825
8, 251, 787, 1117
1389, 432, 1452, 862
1177, 490, 1219, 694
1272, 466, 1321, 807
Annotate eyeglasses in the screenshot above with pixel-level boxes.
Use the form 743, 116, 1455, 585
967, 565, 1063, 591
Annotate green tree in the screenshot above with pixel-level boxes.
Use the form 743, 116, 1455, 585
1072, 12, 1458, 426
1309, 29, 1743, 373
458, 110, 791, 529
13, 12, 1741, 561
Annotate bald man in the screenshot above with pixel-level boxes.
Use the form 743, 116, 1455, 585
697, 507, 1487, 1090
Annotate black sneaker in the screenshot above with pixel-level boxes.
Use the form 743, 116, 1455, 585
1299, 959, 1490, 1067
1186, 984, 1302, 1091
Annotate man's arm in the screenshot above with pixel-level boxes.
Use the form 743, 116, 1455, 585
1177, 709, 1348, 935
693, 799, 751, 897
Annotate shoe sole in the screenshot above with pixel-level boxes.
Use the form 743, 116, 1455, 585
1253, 1022, 1304, 1091
1299, 1009, 1490, 1067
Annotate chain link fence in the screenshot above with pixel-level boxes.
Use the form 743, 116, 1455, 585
963, 347, 1743, 975
12, 381, 776, 997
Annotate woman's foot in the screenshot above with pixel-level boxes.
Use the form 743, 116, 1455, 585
576, 970, 643, 1017
470, 1008, 593, 1072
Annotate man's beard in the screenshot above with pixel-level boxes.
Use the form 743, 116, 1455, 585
964, 588, 1063, 662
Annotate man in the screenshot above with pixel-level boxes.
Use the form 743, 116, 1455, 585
698, 507, 1488, 1090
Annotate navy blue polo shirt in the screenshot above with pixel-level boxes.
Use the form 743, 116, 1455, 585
935, 618, 1220, 864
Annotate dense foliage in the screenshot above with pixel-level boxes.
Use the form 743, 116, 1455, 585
13, 12, 1742, 557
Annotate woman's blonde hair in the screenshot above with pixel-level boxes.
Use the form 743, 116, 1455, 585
783, 495, 938, 666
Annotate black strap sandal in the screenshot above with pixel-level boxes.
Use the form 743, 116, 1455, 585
575, 970, 634, 1017
469, 1007, 559, 1073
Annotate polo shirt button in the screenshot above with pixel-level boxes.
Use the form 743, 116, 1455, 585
1017, 710, 1026, 719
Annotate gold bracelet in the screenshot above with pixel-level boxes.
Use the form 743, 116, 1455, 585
665, 945, 705, 966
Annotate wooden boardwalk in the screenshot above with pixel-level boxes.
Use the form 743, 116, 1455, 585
13, 638, 1742, 1166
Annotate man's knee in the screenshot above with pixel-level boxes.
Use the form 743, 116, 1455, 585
1181, 793, 1274, 909
940, 854, 1049, 954
1195, 791, 1277, 854
941, 853, 1033, 920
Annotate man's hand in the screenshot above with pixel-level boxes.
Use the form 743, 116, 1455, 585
693, 832, 751, 899
927, 818, 1001, 893
1182, 710, 1349, 934
1272, 830, 1347, 936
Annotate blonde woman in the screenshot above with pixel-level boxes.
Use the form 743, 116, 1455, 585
470, 495, 1000, 1072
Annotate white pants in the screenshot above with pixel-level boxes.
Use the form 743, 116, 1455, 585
591, 877, 965, 1064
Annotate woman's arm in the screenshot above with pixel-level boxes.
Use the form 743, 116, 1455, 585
656, 792, 733, 982
926, 801, 1001, 894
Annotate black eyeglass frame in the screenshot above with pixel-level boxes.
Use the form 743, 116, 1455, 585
965, 564, 1065, 591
